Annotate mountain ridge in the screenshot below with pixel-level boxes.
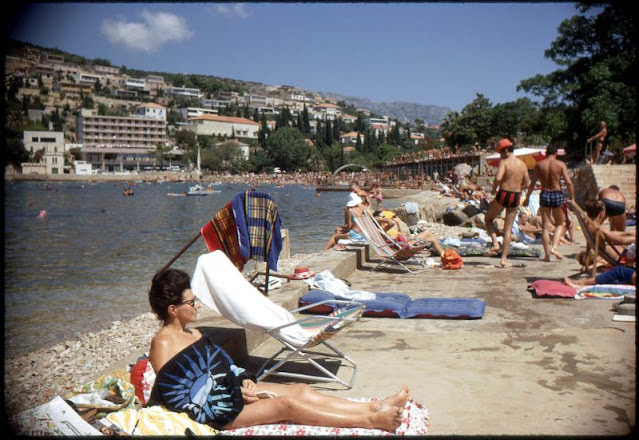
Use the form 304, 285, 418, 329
316, 91, 453, 126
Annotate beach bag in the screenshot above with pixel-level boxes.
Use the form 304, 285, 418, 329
130, 355, 156, 405
441, 249, 463, 270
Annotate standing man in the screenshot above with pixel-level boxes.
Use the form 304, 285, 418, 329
587, 120, 607, 164
484, 138, 530, 267
523, 144, 574, 262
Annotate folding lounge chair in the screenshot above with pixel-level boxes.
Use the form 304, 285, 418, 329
351, 208, 428, 273
567, 200, 625, 276
191, 250, 365, 389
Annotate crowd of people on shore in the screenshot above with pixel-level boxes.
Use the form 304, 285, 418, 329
322, 138, 635, 277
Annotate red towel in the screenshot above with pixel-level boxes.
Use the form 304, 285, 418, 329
528, 280, 577, 298
201, 201, 247, 270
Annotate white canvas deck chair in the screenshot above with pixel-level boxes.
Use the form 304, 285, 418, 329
191, 251, 365, 388
351, 208, 429, 273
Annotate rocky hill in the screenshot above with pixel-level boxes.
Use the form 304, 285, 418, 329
317, 91, 453, 126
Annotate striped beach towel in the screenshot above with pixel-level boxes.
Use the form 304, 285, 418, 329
232, 191, 282, 271
201, 201, 247, 270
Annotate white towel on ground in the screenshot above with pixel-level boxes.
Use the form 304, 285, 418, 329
304, 270, 376, 301
191, 251, 310, 346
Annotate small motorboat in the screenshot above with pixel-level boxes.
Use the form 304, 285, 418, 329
186, 183, 220, 196
122, 188, 134, 196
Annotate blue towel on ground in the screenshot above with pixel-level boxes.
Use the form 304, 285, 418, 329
299, 290, 485, 319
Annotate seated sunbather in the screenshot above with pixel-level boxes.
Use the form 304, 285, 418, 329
513, 209, 542, 244
384, 225, 444, 257
147, 269, 409, 431
322, 193, 369, 251
581, 200, 635, 256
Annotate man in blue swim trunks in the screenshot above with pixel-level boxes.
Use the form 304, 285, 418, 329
485, 138, 530, 267
524, 144, 574, 262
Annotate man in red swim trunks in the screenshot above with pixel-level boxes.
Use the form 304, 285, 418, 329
523, 144, 574, 262
485, 138, 530, 267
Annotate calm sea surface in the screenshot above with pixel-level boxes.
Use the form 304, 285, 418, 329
4, 181, 397, 358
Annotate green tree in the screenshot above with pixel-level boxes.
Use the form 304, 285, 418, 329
266, 127, 311, 171
302, 104, 311, 134
324, 119, 333, 145
517, 3, 637, 153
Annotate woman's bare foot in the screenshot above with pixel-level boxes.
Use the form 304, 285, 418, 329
380, 385, 410, 409
371, 405, 403, 432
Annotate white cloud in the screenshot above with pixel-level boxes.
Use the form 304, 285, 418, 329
215, 3, 251, 19
101, 10, 193, 53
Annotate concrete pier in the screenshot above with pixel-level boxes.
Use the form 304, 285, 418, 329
105, 233, 635, 435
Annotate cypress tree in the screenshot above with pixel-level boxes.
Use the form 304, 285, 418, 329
302, 104, 311, 134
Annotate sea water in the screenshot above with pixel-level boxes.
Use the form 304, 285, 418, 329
4, 180, 375, 358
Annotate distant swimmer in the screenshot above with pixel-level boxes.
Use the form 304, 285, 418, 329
38, 210, 47, 218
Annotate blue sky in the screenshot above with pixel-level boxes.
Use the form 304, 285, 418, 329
7, 2, 578, 111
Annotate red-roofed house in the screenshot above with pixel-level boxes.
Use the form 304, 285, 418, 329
410, 132, 425, 145
340, 131, 364, 144
341, 114, 357, 124
312, 103, 341, 121
189, 114, 259, 139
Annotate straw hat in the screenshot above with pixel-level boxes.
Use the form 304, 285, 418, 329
290, 266, 315, 280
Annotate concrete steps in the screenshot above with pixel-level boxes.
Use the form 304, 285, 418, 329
572, 164, 636, 208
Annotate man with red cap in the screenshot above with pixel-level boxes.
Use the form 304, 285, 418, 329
484, 138, 530, 267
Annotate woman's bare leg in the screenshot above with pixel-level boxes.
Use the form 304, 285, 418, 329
224, 394, 403, 431
254, 382, 409, 415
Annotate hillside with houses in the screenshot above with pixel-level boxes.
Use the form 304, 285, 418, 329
4, 39, 449, 176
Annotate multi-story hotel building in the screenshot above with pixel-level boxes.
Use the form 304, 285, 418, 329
72, 104, 176, 172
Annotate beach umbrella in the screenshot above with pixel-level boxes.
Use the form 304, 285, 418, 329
453, 163, 472, 177
485, 147, 565, 170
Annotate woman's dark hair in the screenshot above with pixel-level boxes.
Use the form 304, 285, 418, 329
149, 269, 191, 322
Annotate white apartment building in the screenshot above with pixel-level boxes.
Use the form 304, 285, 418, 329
122, 77, 146, 90
92, 64, 120, 76
73, 108, 170, 172
188, 115, 259, 139
169, 86, 202, 98
22, 130, 66, 175
74, 72, 103, 86
177, 107, 219, 121
312, 103, 341, 121
201, 98, 231, 110
136, 102, 167, 121
245, 94, 268, 107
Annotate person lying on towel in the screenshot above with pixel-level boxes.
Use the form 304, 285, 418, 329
147, 269, 409, 431
564, 265, 636, 289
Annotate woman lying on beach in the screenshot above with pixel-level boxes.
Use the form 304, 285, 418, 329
147, 268, 408, 431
